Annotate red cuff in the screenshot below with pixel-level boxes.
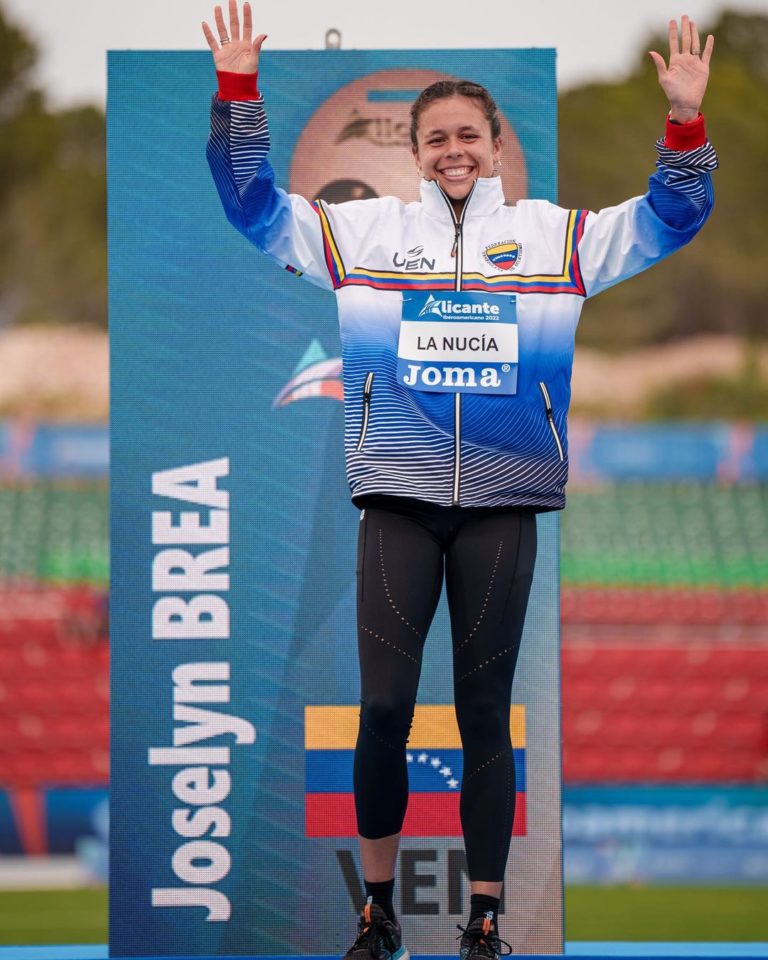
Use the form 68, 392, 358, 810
664, 113, 707, 150
216, 70, 259, 101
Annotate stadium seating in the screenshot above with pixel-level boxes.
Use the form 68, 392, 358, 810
560, 482, 768, 590
0, 478, 766, 795
0, 577, 109, 791
557, 482, 767, 783
561, 642, 768, 783
561, 586, 768, 626
0, 482, 108, 583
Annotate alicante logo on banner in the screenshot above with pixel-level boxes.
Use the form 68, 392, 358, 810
304, 705, 526, 838
335, 109, 411, 148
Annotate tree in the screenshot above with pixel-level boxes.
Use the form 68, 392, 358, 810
0, 2, 106, 328
558, 10, 768, 349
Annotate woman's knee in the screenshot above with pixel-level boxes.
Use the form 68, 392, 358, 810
455, 694, 510, 747
359, 696, 414, 748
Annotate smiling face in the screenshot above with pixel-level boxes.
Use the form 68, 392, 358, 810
412, 95, 502, 214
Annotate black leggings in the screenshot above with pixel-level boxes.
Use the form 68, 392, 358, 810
353, 496, 537, 881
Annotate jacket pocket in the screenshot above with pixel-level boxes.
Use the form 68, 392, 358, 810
356, 372, 375, 451
538, 381, 565, 462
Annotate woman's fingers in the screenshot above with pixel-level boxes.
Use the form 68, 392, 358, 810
668, 18, 679, 58
204, 2, 265, 68
690, 19, 701, 54
242, 1, 252, 43
201, 20, 219, 53
680, 14, 691, 54
214, 5, 229, 43
666, 16, 712, 63
648, 50, 667, 80
228, 0, 240, 42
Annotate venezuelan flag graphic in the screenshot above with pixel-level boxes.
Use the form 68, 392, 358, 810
305, 705, 526, 838
484, 242, 520, 271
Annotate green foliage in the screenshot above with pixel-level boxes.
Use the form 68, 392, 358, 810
4, 104, 106, 326
646, 341, 768, 420
0, 5, 36, 121
0, 3, 106, 328
559, 10, 768, 350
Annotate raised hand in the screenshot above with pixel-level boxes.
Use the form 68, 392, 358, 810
649, 15, 714, 123
202, 0, 266, 74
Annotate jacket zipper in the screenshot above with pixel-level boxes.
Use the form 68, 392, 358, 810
437, 183, 475, 505
538, 382, 565, 462
356, 372, 375, 451
450, 223, 461, 259
453, 393, 462, 503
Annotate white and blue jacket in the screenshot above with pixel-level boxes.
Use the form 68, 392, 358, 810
208, 80, 716, 510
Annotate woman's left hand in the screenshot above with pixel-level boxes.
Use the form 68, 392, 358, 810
649, 15, 714, 123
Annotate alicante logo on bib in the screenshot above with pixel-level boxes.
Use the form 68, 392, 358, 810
483, 240, 522, 272
417, 293, 501, 321
399, 291, 519, 396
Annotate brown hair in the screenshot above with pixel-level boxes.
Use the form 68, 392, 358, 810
410, 80, 502, 148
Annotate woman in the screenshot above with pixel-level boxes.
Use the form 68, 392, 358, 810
203, 5, 716, 958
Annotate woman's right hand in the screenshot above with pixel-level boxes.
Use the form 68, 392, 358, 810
202, 0, 267, 74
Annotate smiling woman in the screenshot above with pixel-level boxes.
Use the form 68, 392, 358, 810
409, 80, 502, 217
202, 3, 717, 959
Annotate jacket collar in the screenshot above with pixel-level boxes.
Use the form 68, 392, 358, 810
419, 175, 507, 222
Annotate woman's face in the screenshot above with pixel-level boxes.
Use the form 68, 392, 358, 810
412, 95, 502, 204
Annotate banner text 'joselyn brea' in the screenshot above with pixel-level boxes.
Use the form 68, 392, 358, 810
147, 458, 255, 921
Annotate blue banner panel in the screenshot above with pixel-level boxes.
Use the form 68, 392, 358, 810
6, 421, 768, 482
564, 786, 768, 884
0, 422, 109, 477
108, 50, 561, 957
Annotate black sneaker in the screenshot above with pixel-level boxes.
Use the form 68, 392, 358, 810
457, 912, 513, 960
344, 897, 409, 960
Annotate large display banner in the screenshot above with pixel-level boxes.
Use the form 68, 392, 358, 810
108, 49, 562, 957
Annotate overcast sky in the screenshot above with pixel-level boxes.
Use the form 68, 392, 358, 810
4, 0, 767, 109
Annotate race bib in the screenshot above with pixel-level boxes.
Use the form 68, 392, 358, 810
397, 292, 518, 394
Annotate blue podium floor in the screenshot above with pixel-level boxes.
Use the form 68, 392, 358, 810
1, 947, 767, 960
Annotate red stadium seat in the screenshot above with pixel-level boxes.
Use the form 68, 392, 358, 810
559, 631, 768, 785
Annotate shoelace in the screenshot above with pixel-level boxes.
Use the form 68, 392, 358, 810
350, 898, 398, 959
456, 912, 513, 958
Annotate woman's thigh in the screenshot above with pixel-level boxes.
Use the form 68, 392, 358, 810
356, 505, 445, 710
445, 510, 537, 711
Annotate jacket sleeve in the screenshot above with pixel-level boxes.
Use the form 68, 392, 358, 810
577, 114, 718, 299
207, 79, 336, 291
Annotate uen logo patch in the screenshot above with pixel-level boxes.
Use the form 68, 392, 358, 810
483, 241, 522, 272
393, 245, 436, 271
304, 704, 526, 837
